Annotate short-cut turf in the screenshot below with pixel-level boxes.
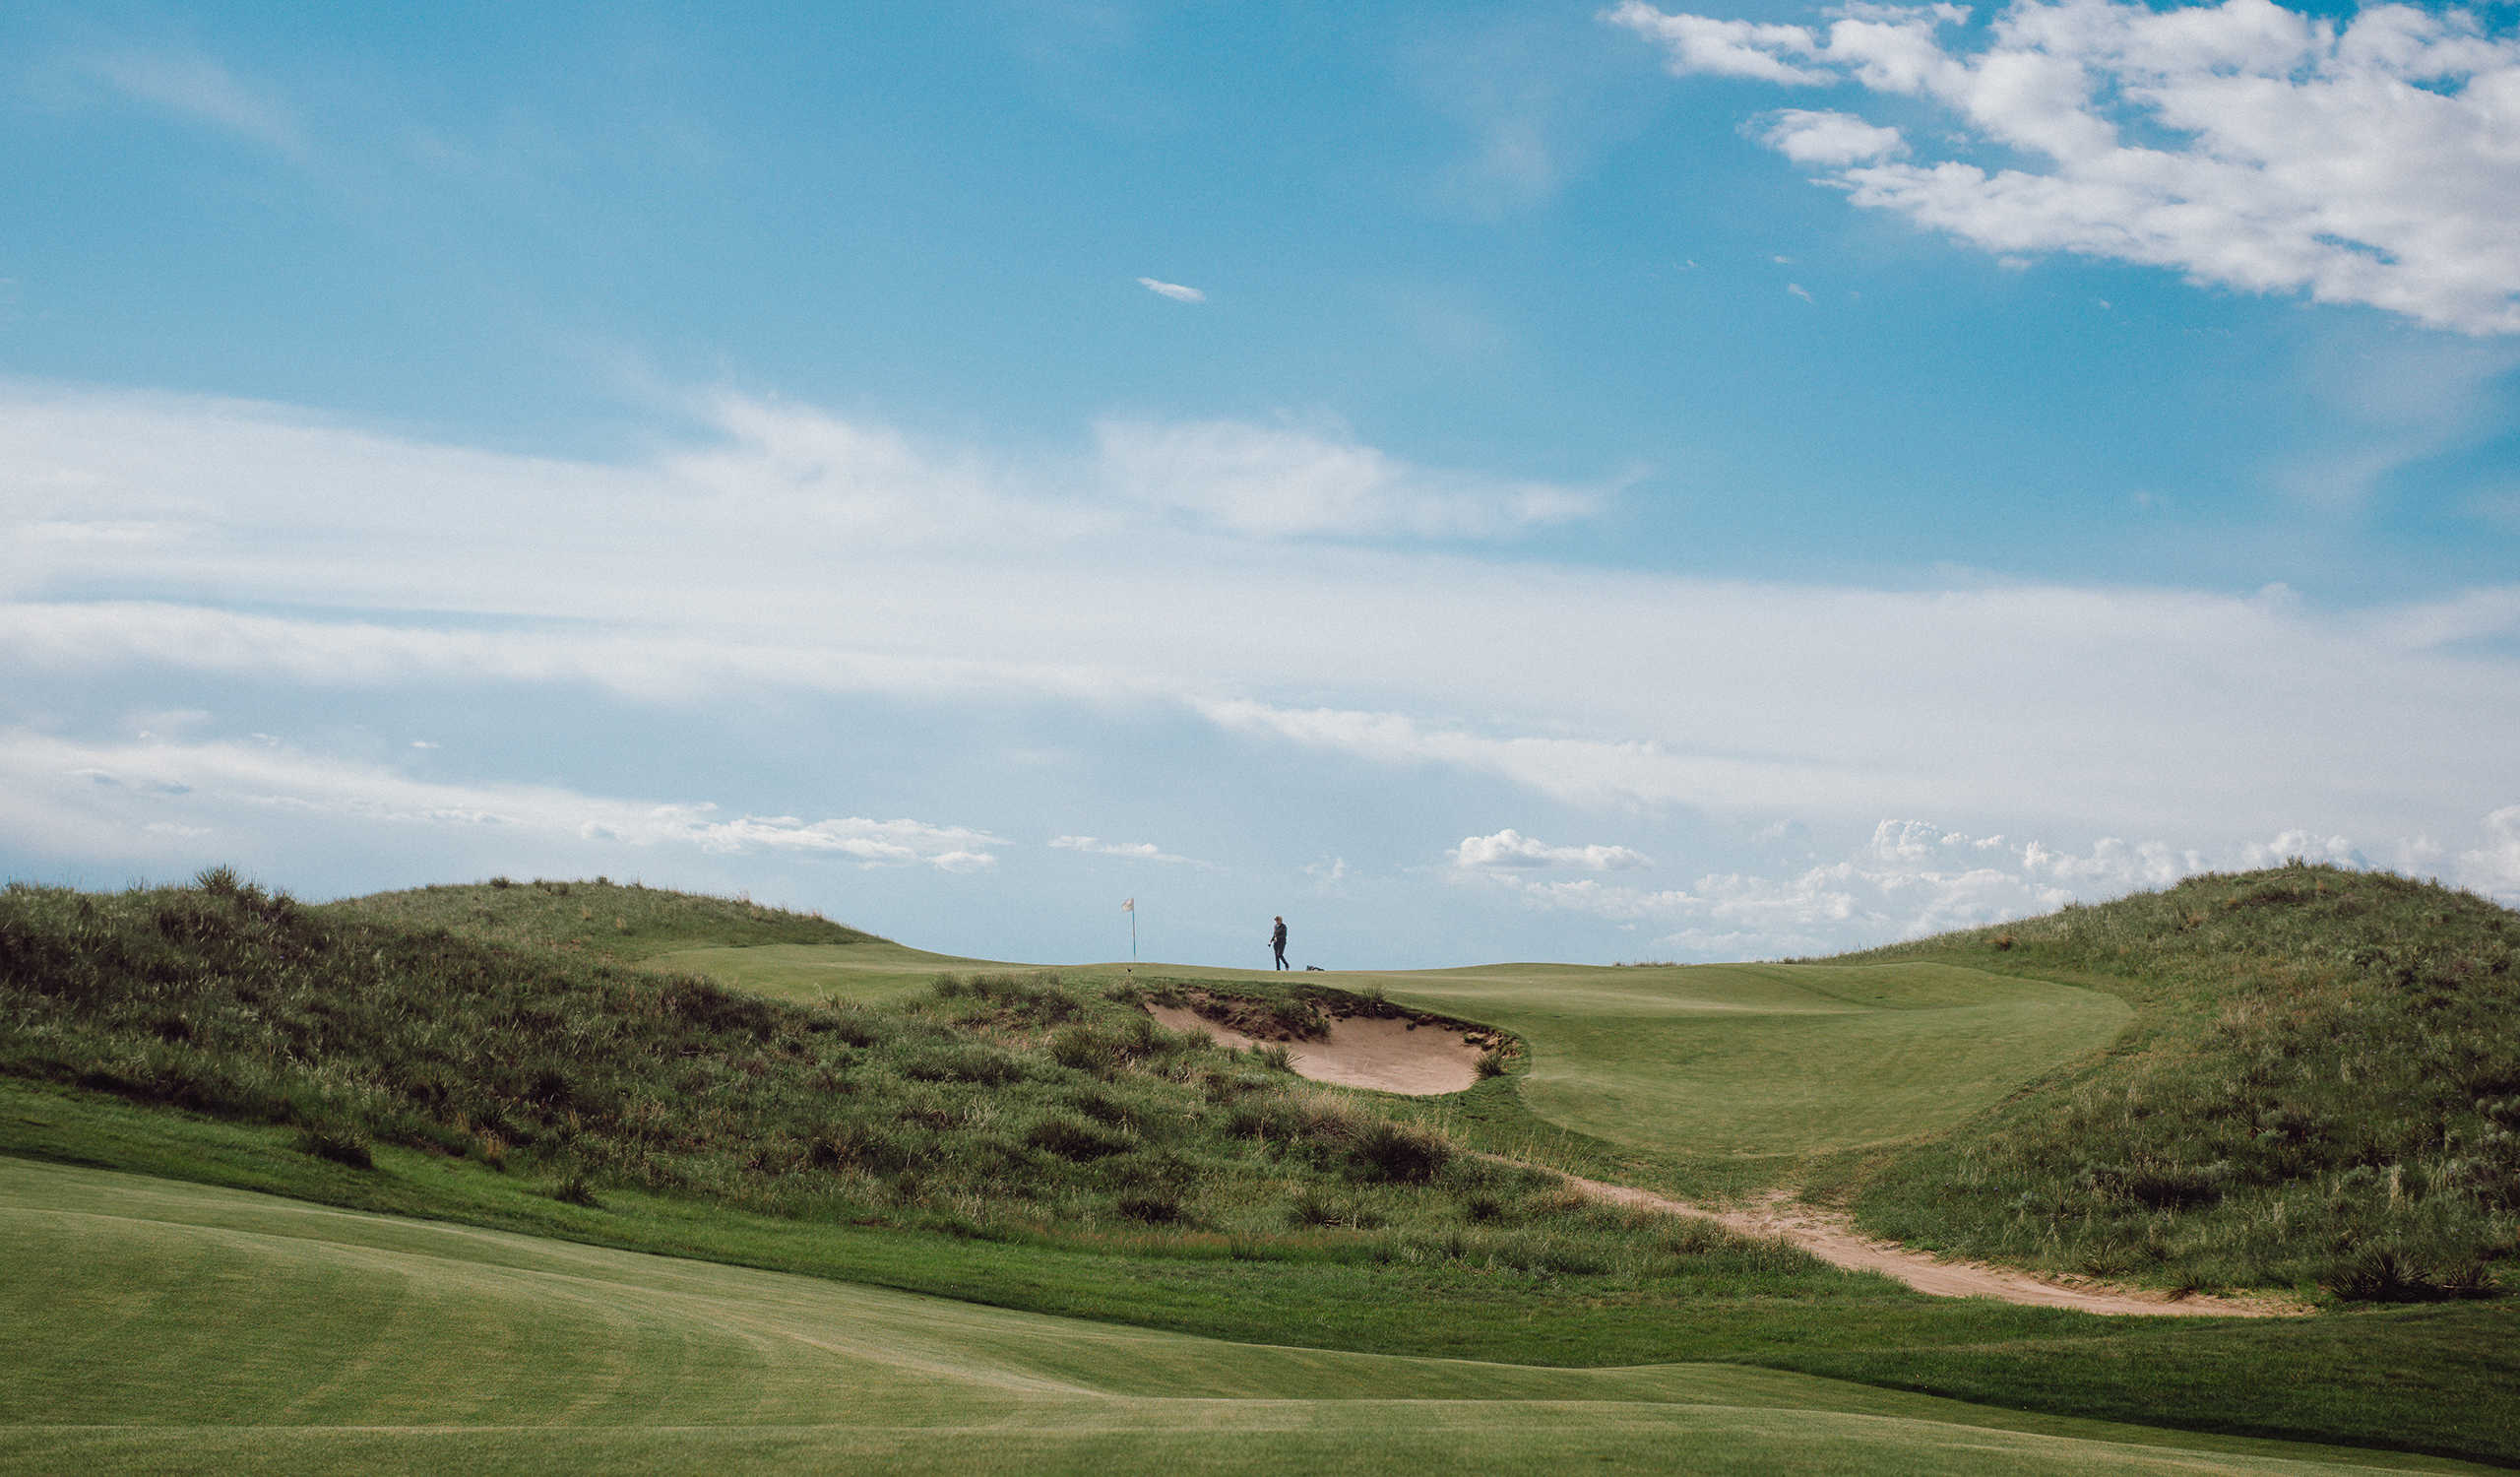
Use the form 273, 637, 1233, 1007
2, 1156, 2490, 1477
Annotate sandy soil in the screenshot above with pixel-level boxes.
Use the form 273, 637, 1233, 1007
1149, 1004, 1483, 1096
1560, 1174, 2312, 1317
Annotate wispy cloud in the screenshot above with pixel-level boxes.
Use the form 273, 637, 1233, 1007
82, 50, 308, 162
4, 383, 2516, 906
1048, 835, 1199, 865
0, 731, 1003, 873
1096, 417, 1605, 539
1612, 0, 2520, 334
1137, 277, 1206, 302
1450, 827, 1652, 870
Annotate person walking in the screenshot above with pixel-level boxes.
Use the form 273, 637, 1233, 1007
1269, 915, 1289, 971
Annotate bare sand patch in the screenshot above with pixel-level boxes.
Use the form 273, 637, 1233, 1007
1560, 1175, 2311, 1317
1149, 1004, 1484, 1096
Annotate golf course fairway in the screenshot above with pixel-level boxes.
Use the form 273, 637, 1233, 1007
1370, 961, 2132, 1155
1, 1157, 2478, 1477
677, 949, 2132, 1156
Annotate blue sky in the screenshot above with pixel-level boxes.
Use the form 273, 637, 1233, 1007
5, 0, 2517, 968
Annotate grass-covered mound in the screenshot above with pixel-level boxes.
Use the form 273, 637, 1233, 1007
1837, 864, 2519, 1300
333, 871, 881, 959
0, 870, 1809, 1287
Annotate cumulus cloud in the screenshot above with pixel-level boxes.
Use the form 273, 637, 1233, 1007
1049, 835, 1199, 865
1450, 827, 1653, 870
1757, 108, 1907, 165
2459, 806, 2520, 894
1484, 815, 2499, 959
1138, 278, 1207, 302
0, 731, 1003, 873
1612, 0, 2520, 334
1096, 417, 1603, 539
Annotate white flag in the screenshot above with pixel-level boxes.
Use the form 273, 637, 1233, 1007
1121, 898, 1135, 912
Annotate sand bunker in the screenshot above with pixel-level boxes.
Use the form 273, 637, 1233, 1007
1148, 1004, 1485, 1096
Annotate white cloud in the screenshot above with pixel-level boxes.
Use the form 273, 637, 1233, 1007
1613, 0, 2520, 334
83, 50, 308, 161
1451, 827, 1653, 870
2458, 806, 2520, 894
1138, 278, 1207, 302
1048, 835, 1199, 865
4, 383, 2517, 886
1757, 108, 1907, 165
1095, 417, 1604, 539
1485, 815, 2511, 959
0, 731, 1002, 874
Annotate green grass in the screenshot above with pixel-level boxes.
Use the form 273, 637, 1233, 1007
3, 1154, 2502, 1477
1356, 960, 2132, 1157
6, 1075, 2519, 1466
331, 872, 881, 961
668, 951, 2134, 1200
651, 937, 1020, 1005
11, 865, 2520, 1468
0, 876, 1823, 1279
1819, 865, 2520, 1297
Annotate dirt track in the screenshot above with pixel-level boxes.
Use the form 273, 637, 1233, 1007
1561, 1174, 2311, 1317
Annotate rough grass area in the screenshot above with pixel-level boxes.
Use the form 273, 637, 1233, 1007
1833, 864, 2520, 1302
0, 873, 1808, 1285
331, 872, 880, 960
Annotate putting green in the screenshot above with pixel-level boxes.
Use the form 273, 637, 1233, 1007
0, 1158, 2470, 1476
1368, 961, 2132, 1155
646, 937, 1020, 1005
669, 947, 2129, 1157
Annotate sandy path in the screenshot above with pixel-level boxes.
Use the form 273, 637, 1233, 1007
1560, 1174, 2309, 1317
1148, 1005, 1483, 1095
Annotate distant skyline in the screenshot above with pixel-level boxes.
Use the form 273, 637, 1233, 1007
4, 0, 2515, 968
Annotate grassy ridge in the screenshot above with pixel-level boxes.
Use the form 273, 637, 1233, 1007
0, 873, 1818, 1284
1834, 864, 2520, 1298
14, 1157, 2490, 1477
332, 873, 881, 960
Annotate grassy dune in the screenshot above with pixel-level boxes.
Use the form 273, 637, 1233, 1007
2, 1156, 2491, 1477
1830, 865, 2520, 1296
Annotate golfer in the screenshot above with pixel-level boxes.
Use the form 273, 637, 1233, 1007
1269, 915, 1289, 971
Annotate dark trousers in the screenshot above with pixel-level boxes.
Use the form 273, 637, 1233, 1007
1272, 944, 1288, 970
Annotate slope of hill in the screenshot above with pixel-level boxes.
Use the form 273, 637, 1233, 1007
0, 871, 1804, 1281
332, 872, 881, 958
1833, 864, 2518, 1299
